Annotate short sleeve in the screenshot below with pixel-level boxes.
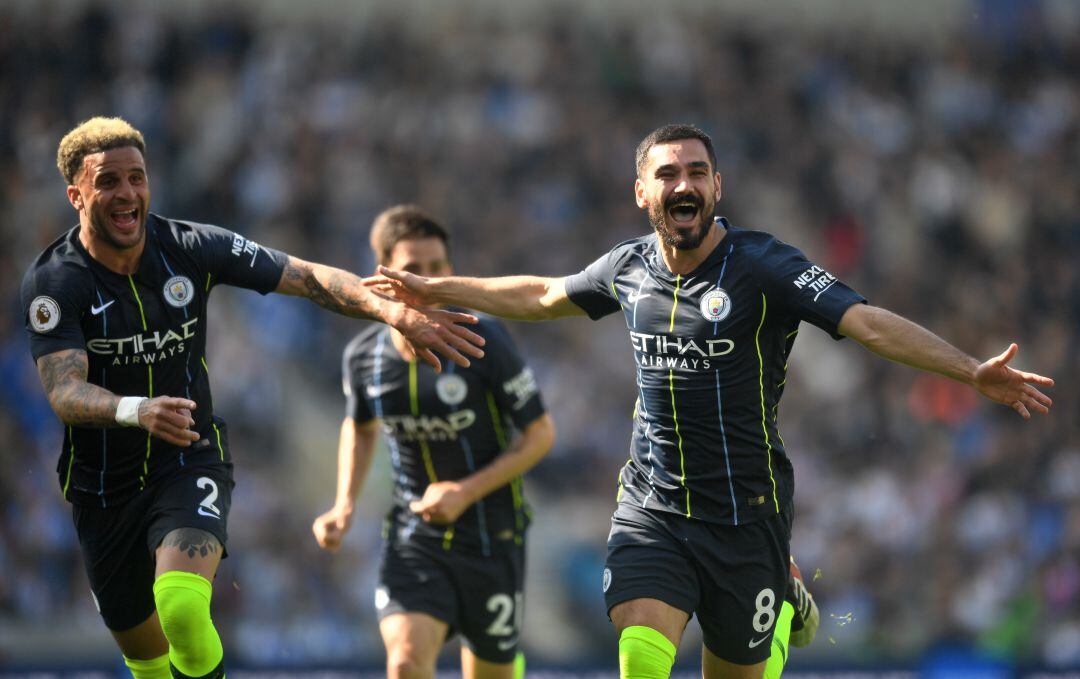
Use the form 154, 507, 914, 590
190, 223, 288, 294
480, 320, 546, 431
756, 239, 866, 339
342, 340, 375, 424
21, 263, 90, 361
564, 251, 622, 320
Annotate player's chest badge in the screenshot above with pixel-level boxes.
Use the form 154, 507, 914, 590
163, 276, 195, 308
699, 287, 732, 322
435, 374, 468, 406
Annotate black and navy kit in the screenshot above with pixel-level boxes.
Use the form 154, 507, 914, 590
342, 317, 546, 555
565, 218, 866, 527
344, 318, 545, 661
20, 214, 287, 507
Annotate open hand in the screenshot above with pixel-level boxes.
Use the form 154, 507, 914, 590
363, 266, 436, 307
385, 304, 485, 372
973, 344, 1054, 420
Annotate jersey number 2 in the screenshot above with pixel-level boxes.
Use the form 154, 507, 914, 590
197, 477, 221, 518
485, 592, 523, 637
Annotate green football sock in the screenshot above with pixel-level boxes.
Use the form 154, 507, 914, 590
513, 651, 526, 679
762, 601, 795, 679
124, 653, 171, 678
153, 571, 224, 678
619, 625, 676, 679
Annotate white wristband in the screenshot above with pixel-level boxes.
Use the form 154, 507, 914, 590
116, 397, 147, 427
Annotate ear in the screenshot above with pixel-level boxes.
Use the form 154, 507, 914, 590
714, 172, 722, 202
634, 177, 648, 209
66, 185, 83, 211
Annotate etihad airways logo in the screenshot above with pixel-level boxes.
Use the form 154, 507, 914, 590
86, 317, 199, 366
629, 331, 734, 370
382, 409, 476, 442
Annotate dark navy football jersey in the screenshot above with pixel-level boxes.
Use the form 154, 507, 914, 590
564, 218, 866, 526
21, 214, 287, 506
342, 316, 546, 555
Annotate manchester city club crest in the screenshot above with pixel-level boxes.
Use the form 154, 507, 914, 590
29, 296, 60, 332
699, 287, 732, 322
435, 373, 468, 406
163, 276, 194, 308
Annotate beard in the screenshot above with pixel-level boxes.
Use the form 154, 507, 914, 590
89, 203, 147, 251
648, 192, 715, 251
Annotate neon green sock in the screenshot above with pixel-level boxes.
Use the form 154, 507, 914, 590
763, 601, 795, 679
514, 651, 526, 679
153, 571, 224, 677
619, 625, 676, 679
123, 653, 171, 679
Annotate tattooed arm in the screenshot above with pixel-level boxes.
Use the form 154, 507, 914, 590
275, 256, 486, 371
35, 349, 199, 446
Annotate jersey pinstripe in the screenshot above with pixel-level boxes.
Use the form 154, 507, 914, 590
343, 317, 546, 555
565, 218, 866, 526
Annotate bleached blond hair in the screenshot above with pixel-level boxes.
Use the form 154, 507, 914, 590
56, 116, 146, 184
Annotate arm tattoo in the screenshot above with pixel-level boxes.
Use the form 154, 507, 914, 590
160, 527, 221, 559
37, 349, 122, 427
279, 258, 380, 320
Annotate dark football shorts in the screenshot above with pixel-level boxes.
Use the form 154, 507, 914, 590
72, 442, 234, 631
603, 500, 792, 665
377, 530, 526, 664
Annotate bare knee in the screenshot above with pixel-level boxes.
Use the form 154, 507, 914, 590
386, 647, 434, 679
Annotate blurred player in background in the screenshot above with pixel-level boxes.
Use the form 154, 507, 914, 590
366, 124, 1055, 679
313, 205, 555, 679
20, 118, 485, 679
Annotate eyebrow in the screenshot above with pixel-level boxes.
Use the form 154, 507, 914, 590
654, 160, 711, 176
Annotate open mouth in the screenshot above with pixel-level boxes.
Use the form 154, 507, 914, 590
666, 197, 701, 225
110, 207, 139, 231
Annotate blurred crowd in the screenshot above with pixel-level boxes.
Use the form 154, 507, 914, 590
1, 0, 1078, 670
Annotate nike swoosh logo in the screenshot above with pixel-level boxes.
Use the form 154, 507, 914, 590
497, 637, 519, 651
90, 300, 115, 315
627, 291, 650, 304
748, 635, 770, 648
197, 507, 221, 519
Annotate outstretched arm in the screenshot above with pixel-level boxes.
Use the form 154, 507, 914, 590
312, 417, 380, 552
35, 349, 200, 445
409, 414, 556, 524
366, 268, 587, 321
838, 304, 1054, 419
275, 256, 486, 370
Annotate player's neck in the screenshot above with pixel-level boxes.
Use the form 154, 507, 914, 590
79, 222, 146, 275
658, 222, 726, 276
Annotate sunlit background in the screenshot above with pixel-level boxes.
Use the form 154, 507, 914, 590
1, 0, 1078, 676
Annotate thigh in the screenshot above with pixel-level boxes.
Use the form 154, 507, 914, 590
603, 503, 700, 620
609, 598, 690, 651
694, 511, 790, 666
378, 538, 458, 630
457, 543, 525, 664
147, 461, 234, 564
72, 496, 157, 631
380, 611, 449, 670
